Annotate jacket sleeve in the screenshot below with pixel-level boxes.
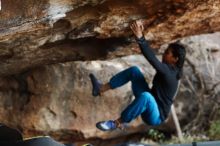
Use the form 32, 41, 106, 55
136, 36, 169, 74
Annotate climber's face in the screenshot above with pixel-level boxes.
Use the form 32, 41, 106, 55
162, 47, 178, 66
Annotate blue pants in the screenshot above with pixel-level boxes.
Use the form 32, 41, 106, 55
109, 66, 161, 126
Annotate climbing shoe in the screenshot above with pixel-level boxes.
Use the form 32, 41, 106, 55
96, 120, 117, 131
89, 73, 101, 96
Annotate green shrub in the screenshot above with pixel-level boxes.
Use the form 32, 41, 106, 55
208, 120, 220, 140
147, 129, 166, 143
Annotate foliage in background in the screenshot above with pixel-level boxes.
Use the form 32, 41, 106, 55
145, 129, 166, 143
208, 120, 220, 140
141, 130, 209, 145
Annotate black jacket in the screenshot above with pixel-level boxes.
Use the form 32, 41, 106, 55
136, 37, 179, 121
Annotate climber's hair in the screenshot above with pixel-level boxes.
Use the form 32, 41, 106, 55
168, 42, 186, 80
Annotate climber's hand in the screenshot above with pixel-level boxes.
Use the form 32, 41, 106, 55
130, 20, 144, 39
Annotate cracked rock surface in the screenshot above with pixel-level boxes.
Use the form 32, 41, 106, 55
0, 0, 220, 145
0, 0, 220, 76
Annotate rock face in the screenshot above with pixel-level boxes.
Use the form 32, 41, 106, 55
0, 56, 153, 142
0, 0, 220, 76
0, 33, 219, 143
0, 0, 220, 144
